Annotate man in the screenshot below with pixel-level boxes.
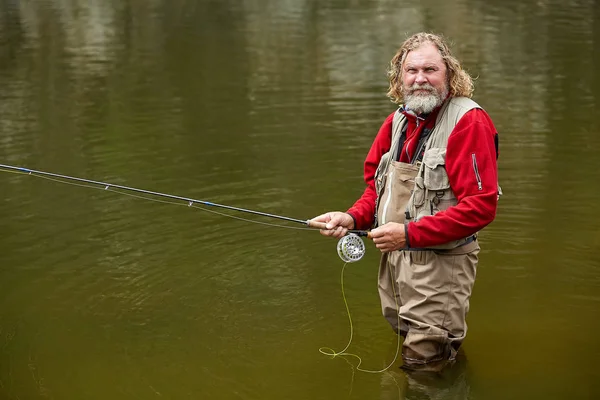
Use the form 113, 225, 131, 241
312, 32, 499, 372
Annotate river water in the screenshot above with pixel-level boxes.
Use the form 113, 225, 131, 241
0, 0, 599, 399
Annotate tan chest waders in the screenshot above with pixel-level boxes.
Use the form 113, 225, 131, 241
374, 98, 484, 372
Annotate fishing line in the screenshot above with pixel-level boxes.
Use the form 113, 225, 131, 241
319, 258, 402, 374
1, 164, 404, 370
60, 172, 316, 230
1, 167, 317, 231
0, 164, 372, 235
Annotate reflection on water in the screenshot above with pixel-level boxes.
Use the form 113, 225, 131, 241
0, 0, 599, 399
385, 356, 471, 400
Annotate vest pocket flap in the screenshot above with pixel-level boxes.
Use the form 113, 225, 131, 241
423, 148, 450, 190
422, 148, 447, 168
397, 171, 416, 182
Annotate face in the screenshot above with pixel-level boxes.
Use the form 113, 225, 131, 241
401, 42, 449, 114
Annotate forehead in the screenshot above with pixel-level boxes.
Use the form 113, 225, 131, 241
404, 42, 445, 68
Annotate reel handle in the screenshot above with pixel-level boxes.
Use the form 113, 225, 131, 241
306, 220, 371, 238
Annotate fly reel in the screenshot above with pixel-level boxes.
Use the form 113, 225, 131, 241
337, 233, 366, 263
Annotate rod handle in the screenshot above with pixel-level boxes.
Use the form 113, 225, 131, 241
350, 230, 373, 238
306, 220, 328, 229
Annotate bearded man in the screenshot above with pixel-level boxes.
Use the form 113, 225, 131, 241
312, 32, 499, 372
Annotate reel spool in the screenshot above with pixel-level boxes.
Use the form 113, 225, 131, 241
337, 233, 366, 263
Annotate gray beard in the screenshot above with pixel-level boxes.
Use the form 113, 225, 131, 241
404, 87, 448, 114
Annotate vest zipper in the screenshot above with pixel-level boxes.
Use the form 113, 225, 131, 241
471, 153, 483, 191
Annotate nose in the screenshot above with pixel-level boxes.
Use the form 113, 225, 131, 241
415, 71, 428, 85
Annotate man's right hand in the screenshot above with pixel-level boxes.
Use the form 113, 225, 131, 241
310, 212, 355, 239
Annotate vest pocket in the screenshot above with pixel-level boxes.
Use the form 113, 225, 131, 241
423, 148, 450, 190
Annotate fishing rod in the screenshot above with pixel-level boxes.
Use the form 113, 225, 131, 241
0, 163, 370, 262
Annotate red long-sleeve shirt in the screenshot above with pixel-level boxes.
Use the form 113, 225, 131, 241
347, 106, 499, 248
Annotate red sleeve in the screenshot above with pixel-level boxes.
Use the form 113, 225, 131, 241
346, 112, 395, 229
407, 109, 499, 247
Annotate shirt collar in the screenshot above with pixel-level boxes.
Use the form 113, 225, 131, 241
400, 105, 428, 123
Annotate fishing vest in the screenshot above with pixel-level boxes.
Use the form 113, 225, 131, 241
374, 97, 481, 250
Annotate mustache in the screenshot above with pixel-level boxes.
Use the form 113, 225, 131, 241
407, 84, 436, 94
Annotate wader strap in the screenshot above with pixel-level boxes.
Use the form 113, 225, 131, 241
393, 124, 408, 161
411, 127, 433, 164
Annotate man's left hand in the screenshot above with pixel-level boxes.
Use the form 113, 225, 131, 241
370, 222, 407, 252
